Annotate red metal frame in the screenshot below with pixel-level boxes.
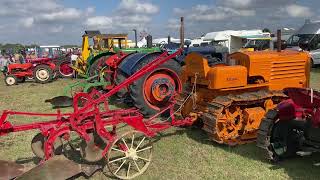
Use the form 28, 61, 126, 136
0, 49, 192, 160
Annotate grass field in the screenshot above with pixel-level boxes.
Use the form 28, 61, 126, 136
0, 69, 320, 180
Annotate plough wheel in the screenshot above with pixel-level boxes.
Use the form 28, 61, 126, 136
80, 132, 107, 162
31, 133, 63, 159
106, 131, 153, 179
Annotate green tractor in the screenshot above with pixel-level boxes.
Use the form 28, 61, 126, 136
72, 30, 160, 78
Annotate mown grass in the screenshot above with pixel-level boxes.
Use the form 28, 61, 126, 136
0, 69, 320, 180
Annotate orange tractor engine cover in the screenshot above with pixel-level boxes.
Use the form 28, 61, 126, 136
207, 66, 247, 89
182, 52, 247, 89
228, 50, 310, 90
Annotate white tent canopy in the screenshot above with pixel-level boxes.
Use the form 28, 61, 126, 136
204, 30, 270, 41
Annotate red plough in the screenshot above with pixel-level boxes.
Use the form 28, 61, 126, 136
0, 49, 192, 179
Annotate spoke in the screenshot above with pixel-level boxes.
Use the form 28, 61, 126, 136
133, 160, 141, 172
112, 147, 126, 153
121, 138, 129, 150
109, 156, 127, 164
137, 156, 150, 162
135, 137, 146, 151
136, 146, 152, 153
127, 162, 131, 178
114, 159, 127, 175
217, 119, 226, 123
131, 134, 135, 149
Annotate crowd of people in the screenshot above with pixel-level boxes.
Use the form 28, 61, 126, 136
0, 50, 27, 70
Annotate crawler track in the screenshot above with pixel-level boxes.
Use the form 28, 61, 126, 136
176, 90, 287, 145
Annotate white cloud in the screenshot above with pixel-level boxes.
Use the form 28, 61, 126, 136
20, 17, 34, 28
84, 0, 158, 31
223, 0, 253, 8
85, 16, 113, 29
119, 0, 159, 14
174, 5, 255, 23
50, 25, 64, 33
37, 8, 81, 22
283, 4, 313, 18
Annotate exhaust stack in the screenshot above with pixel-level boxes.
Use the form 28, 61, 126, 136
277, 29, 281, 52
180, 17, 184, 48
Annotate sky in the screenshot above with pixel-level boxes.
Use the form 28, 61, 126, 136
0, 0, 319, 45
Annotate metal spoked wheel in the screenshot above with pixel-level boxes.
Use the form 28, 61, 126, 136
106, 131, 153, 179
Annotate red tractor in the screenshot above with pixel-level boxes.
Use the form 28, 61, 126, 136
257, 88, 320, 162
3, 61, 56, 86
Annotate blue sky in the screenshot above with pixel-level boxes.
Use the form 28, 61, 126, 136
0, 0, 318, 45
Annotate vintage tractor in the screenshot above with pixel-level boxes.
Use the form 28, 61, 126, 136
2, 61, 56, 86
257, 88, 320, 162
27, 46, 74, 78
72, 31, 161, 78
178, 47, 310, 145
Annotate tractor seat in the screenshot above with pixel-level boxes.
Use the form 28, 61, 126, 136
8, 63, 33, 70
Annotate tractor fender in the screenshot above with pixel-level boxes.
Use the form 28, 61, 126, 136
38, 62, 56, 70
87, 51, 116, 67
118, 52, 179, 76
277, 99, 300, 121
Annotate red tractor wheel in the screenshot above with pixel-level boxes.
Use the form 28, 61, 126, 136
4, 75, 18, 86
58, 60, 73, 78
33, 65, 53, 83
129, 58, 181, 116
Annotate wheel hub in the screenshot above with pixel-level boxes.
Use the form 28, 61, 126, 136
144, 73, 176, 107
37, 69, 49, 80
125, 148, 138, 161
6, 77, 15, 85
151, 78, 175, 101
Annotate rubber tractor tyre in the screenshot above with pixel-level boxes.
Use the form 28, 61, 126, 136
268, 119, 301, 162
4, 75, 18, 86
114, 70, 129, 98
33, 65, 53, 84
87, 56, 110, 78
129, 55, 181, 116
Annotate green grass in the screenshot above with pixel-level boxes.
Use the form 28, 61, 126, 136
0, 70, 320, 180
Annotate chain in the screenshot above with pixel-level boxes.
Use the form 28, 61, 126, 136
163, 73, 198, 123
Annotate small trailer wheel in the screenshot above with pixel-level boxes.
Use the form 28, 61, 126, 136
4, 75, 17, 86
105, 131, 153, 179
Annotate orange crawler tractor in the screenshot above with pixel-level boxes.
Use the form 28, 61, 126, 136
178, 49, 310, 145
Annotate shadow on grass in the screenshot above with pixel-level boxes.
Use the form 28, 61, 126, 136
184, 127, 320, 179
15, 157, 41, 164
